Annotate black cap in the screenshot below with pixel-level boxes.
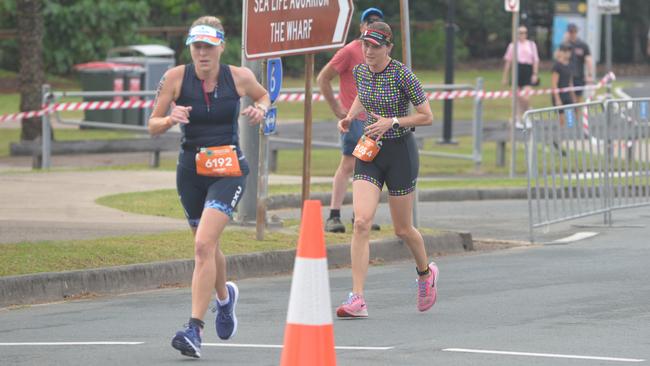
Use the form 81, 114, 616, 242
567, 23, 578, 32
361, 29, 391, 46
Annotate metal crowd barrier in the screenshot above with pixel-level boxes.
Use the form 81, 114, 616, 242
523, 97, 650, 242
606, 98, 650, 214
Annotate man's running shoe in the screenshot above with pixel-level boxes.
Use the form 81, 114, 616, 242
417, 262, 439, 312
214, 281, 239, 340
325, 217, 346, 233
336, 292, 368, 318
171, 323, 202, 358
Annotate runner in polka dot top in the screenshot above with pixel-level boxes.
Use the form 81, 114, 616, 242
353, 58, 428, 139
335, 21, 438, 320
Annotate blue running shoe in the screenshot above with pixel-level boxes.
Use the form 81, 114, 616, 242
171, 323, 202, 358
214, 281, 239, 340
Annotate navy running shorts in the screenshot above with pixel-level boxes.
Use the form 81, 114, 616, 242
176, 149, 248, 227
341, 119, 365, 156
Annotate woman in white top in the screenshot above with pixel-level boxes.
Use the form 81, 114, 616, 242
502, 25, 540, 127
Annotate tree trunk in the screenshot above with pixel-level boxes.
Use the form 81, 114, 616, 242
17, 0, 45, 141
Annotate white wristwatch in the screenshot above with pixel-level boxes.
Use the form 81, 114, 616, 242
391, 117, 400, 130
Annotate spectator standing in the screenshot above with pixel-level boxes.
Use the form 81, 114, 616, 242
502, 25, 540, 128
551, 43, 577, 123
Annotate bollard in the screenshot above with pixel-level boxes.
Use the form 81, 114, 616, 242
472, 77, 484, 171
40, 84, 52, 170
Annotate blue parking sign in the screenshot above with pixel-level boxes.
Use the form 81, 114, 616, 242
264, 106, 277, 135
640, 102, 648, 121
566, 108, 575, 128
267, 58, 282, 104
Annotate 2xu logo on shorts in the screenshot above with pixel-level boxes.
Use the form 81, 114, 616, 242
231, 185, 242, 207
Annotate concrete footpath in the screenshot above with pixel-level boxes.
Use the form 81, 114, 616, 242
0, 170, 527, 244
0, 169, 535, 308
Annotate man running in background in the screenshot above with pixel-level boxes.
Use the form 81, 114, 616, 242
318, 7, 384, 233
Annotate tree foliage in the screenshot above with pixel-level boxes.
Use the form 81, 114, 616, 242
43, 0, 150, 74
0, 0, 647, 77
1, 0, 150, 74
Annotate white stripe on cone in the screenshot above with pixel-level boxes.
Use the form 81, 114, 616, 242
286, 258, 332, 326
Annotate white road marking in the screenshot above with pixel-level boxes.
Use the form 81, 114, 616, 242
443, 348, 645, 363
203, 343, 393, 351
0, 342, 143, 346
551, 232, 599, 244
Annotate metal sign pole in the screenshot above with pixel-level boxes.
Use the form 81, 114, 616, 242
301, 54, 314, 205
256, 59, 269, 240
237, 3, 263, 224
605, 13, 612, 97
40, 84, 51, 169
442, 0, 456, 144
509, 10, 519, 178
400, 0, 418, 227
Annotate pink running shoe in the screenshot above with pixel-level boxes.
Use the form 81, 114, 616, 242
417, 262, 439, 312
336, 293, 368, 318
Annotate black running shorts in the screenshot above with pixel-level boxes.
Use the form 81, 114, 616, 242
353, 132, 419, 196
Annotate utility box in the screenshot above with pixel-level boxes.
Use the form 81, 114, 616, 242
74, 62, 145, 125
123, 68, 146, 125
106, 45, 176, 125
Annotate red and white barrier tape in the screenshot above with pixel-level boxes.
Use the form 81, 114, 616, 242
0, 72, 615, 123
274, 72, 615, 102
0, 99, 155, 123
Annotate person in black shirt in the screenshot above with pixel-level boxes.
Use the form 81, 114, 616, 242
567, 23, 593, 102
551, 43, 577, 120
550, 43, 576, 156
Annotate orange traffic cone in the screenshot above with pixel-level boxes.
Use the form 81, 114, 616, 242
280, 200, 336, 366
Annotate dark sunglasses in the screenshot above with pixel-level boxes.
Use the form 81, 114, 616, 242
365, 17, 382, 24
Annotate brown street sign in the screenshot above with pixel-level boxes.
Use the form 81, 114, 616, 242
244, 0, 353, 59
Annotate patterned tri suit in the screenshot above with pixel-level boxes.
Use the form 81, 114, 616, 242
352, 59, 428, 196
175, 63, 249, 227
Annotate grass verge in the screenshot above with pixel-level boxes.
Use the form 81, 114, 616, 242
0, 221, 426, 277
95, 177, 529, 220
